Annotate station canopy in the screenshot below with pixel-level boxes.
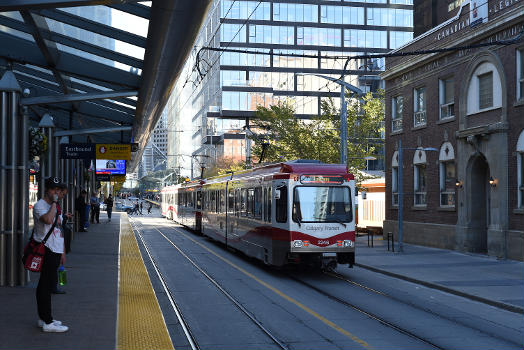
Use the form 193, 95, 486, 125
0, 0, 210, 171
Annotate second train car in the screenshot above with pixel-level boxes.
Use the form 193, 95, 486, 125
161, 161, 355, 268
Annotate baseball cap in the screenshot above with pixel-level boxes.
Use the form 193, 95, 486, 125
45, 176, 65, 189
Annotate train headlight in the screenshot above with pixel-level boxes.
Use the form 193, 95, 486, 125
293, 240, 303, 248
343, 240, 354, 248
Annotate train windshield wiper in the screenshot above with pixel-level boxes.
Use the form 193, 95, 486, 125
334, 220, 346, 228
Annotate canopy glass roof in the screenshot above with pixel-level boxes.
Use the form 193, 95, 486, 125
0, 0, 211, 170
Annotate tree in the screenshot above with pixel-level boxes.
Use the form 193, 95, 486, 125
203, 157, 248, 178
250, 90, 385, 181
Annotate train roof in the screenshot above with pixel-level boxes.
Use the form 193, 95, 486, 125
203, 161, 352, 184
164, 161, 354, 190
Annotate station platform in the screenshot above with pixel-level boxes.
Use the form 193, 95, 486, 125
0, 211, 173, 350
0, 215, 522, 350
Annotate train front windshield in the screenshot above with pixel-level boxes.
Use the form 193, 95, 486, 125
292, 186, 352, 223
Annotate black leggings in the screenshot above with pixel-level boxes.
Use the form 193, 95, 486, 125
36, 247, 61, 324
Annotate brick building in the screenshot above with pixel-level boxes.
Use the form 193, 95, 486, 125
382, 0, 523, 260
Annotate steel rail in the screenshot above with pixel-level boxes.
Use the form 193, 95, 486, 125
324, 270, 523, 347
287, 274, 446, 350
131, 220, 200, 350
132, 219, 289, 350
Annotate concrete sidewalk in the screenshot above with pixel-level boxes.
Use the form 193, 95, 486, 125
355, 234, 524, 314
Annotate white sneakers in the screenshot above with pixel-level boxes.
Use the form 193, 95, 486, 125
38, 319, 69, 332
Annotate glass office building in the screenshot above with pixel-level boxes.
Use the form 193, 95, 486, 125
168, 0, 413, 175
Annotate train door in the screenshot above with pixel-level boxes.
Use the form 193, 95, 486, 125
196, 190, 202, 233
272, 181, 289, 265
226, 185, 235, 247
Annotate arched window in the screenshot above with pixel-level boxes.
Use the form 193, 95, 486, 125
466, 62, 502, 115
413, 148, 427, 206
517, 130, 524, 208
392, 151, 399, 206
439, 142, 456, 207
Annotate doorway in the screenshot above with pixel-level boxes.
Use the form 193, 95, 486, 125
467, 155, 490, 253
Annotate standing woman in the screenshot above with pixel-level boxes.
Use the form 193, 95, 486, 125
33, 177, 69, 332
104, 194, 114, 222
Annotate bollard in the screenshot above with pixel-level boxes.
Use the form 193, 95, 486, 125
387, 232, 395, 252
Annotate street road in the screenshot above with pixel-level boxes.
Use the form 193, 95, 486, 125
130, 214, 523, 350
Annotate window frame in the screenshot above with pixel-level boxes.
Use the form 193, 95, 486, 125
392, 95, 403, 132
439, 161, 456, 207
478, 71, 493, 110
413, 163, 427, 206
439, 77, 455, 120
413, 86, 426, 127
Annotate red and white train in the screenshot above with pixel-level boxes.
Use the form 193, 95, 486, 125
161, 161, 355, 268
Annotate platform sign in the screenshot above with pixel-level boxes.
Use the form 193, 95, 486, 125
60, 143, 96, 159
96, 144, 131, 160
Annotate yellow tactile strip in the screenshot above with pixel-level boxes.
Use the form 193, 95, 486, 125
117, 214, 174, 350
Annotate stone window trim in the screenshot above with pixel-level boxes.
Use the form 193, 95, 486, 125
461, 52, 506, 127
411, 124, 427, 132
436, 116, 456, 125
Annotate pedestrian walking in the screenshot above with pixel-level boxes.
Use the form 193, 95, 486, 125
90, 192, 100, 224
147, 202, 152, 214
75, 190, 87, 232
33, 177, 69, 332
104, 194, 114, 222
139, 201, 143, 215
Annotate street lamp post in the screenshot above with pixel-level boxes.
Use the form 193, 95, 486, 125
295, 73, 364, 165
397, 139, 438, 252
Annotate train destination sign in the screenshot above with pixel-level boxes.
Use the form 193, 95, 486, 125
60, 144, 96, 159
300, 175, 344, 184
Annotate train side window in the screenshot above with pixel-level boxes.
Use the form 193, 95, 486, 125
275, 185, 287, 223
247, 189, 254, 217
254, 187, 262, 219
228, 189, 234, 213
220, 190, 226, 213
235, 189, 240, 215
267, 187, 272, 222
196, 191, 202, 209
263, 188, 267, 221
241, 189, 247, 216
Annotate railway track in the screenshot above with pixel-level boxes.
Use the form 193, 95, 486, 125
286, 272, 447, 350
130, 219, 289, 350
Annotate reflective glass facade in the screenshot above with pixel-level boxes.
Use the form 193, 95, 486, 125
168, 0, 412, 173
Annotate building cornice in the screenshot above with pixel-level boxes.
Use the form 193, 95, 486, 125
381, 5, 523, 81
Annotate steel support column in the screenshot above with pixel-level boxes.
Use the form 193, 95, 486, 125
0, 70, 25, 286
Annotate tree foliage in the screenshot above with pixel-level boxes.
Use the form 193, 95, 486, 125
204, 157, 248, 178
249, 90, 385, 180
